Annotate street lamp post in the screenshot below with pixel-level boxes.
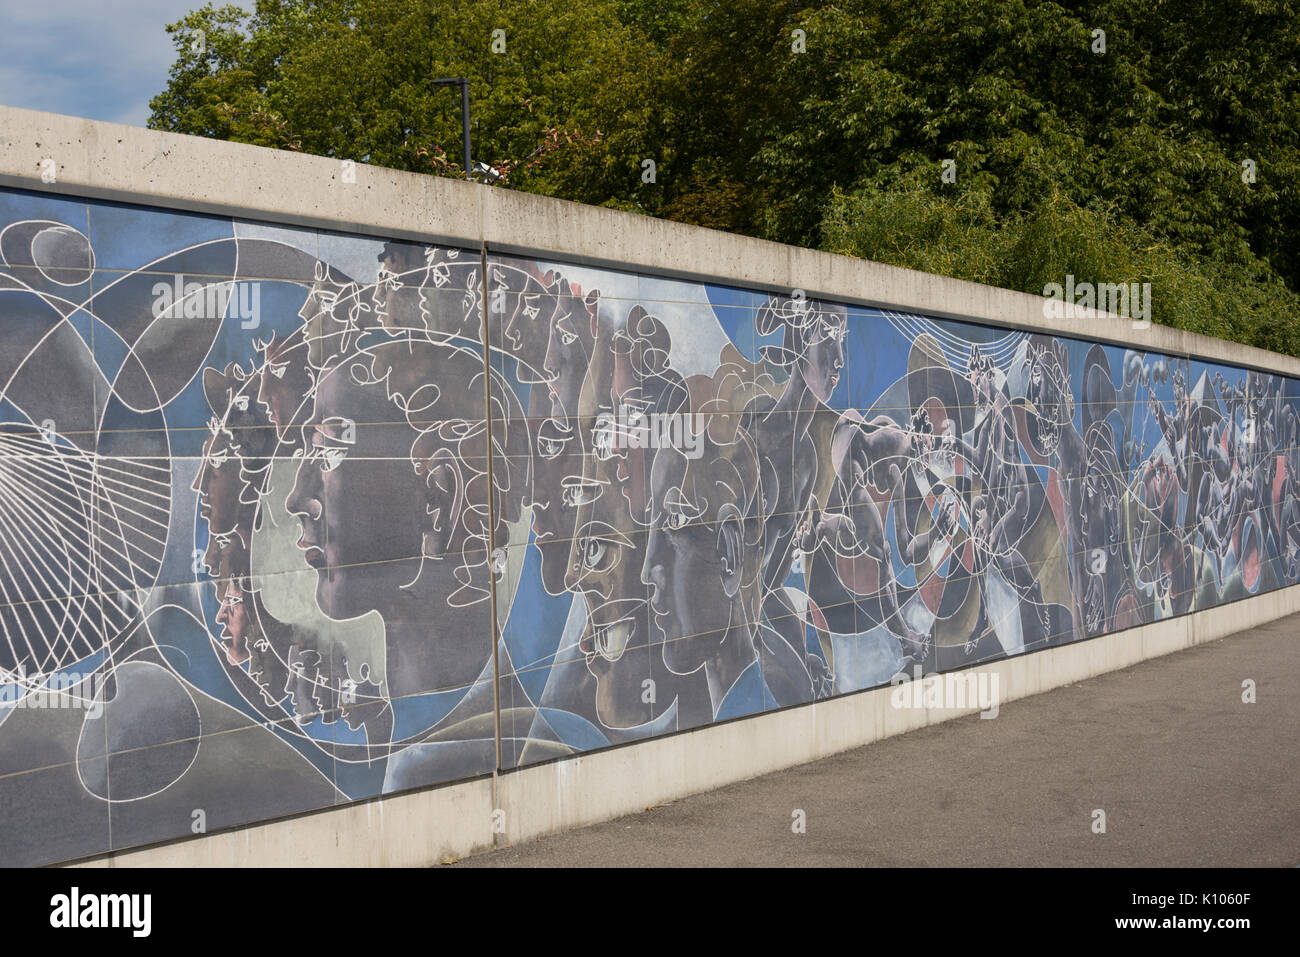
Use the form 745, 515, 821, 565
430, 77, 472, 181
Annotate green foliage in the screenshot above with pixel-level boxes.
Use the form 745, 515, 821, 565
149, 0, 660, 189
147, 0, 1300, 356
823, 182, 1300, 357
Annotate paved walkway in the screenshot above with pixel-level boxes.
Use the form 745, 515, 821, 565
462, 613, 1300, 866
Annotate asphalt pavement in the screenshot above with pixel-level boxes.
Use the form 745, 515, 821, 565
461, 614, 1299, 867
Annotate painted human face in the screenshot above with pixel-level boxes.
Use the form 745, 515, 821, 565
566, 449, 672, 728
1024, 339, 1068, 456
214, 576, 251, 666
245, 619, 288, 708
284, 343, 493, 702
526, 286, 597, 594
797, 306, 845, 404
528, 418, 585, 595
641, 446, 750, 676
193, 428, 246, 576
257, 332, 314, 439
284, 644, 329, 725
606, 314, 689, 523
541, 283, 594, 419
375, 241, 427, 331
497, 263, 555, 367
285, 363, 426, 620
207, 536, 290, 706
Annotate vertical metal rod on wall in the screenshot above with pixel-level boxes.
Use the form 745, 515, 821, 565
479, 240, 504, 839
460, 81, 472, 182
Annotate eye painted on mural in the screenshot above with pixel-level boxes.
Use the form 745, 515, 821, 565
577, 521, 632, 560
554, 307, 582, 349
661, 485, 704, 530
307, 416, 356, 473
812, 314, 847, 345
561, 477, 604, 509
536, 418, 572, 459
581, 538, 609, 570
207, 446, 236, 470
318, 446, 347, 473
592, 413, 617, 459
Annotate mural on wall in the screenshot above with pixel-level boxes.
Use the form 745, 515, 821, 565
1, 184, 1297, 865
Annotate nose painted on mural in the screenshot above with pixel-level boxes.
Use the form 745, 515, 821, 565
286, 451, 327, 568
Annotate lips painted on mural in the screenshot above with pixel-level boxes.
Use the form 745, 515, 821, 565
549, 382, 563, 417
218, 623, 249, 665
297, 535, 327, 568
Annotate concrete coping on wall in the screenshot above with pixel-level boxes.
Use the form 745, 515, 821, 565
3, 103, 1298, 379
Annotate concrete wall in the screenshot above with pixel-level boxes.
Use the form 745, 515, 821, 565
0, 105, 1296, 867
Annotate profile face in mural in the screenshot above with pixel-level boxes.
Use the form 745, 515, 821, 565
285, 340, 503, 700
643, 426, 766, 709
564, 314, 645, 724
213, 543, 255, 667
256, 328, 316, 440
2, 183, 1298, 867
762, 296, 846, 405
556, 306, 712, 729
287, 349, 431, 616
526, 278, 600, 596
1023, 336, 1072, 459
565, 448, 665, 728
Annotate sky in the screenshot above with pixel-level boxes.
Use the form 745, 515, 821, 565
0, 0, 206, 128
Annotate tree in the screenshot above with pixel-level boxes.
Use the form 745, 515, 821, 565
150, 0, 666, 193
149, 0, 1300, 355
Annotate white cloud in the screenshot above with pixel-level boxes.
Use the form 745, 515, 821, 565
0, 0, 204, 127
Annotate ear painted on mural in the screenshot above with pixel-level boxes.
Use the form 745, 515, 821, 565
1, 185, 1298, 863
